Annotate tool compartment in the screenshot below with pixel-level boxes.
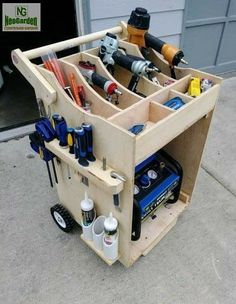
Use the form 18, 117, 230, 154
12, 22, 222, 267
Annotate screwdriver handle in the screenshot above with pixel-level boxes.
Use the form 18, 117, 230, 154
52, 114, 61, 139
82, 123, 96, 162
56, 121, 68, 147
52, 114, 68, 147
74, 127, 89, 167
68, 73, 82, 106
67, 128, 75, 154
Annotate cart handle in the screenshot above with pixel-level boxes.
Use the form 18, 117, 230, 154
24, 25, 123, 60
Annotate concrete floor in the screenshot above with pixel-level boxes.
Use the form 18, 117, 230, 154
1, 77, 236, 304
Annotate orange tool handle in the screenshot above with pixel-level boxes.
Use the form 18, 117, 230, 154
50, 58, 67, 88
78, 85, 86, 106
43, 60, 54, 72
69, 73, 82, 107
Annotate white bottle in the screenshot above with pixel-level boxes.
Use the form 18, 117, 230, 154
81, 192, 95, 226
104, 213, 118, 245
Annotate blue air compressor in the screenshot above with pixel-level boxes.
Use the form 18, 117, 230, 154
132, 150, 183, 241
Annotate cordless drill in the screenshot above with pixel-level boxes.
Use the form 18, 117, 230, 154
99, 32, 160, 94
127, 7, 188, 78
78, 60, 122, 104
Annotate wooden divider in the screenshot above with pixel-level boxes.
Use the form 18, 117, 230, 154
61, 51, 142, 110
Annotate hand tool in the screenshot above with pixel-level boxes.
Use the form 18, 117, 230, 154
102, 157, 107, 171
113, 194, 121, 212
99, 33, 160, 94
82, 123, 96, 162
68, 73, 82, 107
66, 127, 75, 179
128, 124, 145, 135
74, 127, 89, 167
78, 60, 122, 104
67, 128, 75, 154
41, 50, 75, 101
77, 85, 87, 108
127, 8, 188, 78
29, 131, 58, 187
201, 78, 213, 92
35, 117, 57, 142
36, 98, 47, 117
52, 114, 68, 147
163, 96, 185, 110
110, 171, 126, 211
110, 171, 126, 182
52, 114, 71, 178
188, 77, 201, 97
163, 79, 175, 87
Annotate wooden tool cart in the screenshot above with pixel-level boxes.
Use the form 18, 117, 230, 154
12, 22, 222, 267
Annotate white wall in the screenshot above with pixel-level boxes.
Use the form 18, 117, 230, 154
89, 0, 185, 47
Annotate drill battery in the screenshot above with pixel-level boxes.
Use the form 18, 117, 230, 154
188, 77, 201, 97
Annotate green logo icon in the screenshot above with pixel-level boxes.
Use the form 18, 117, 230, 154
16, 5, 28, 17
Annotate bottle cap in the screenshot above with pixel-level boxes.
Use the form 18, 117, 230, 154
81, 191, 94, 211
104, 212, 118, 232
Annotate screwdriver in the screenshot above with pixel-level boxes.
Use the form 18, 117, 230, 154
74, 127, 89, 167
52, 114, 68, 148
68, 73, 82, 107
67, 128, 75, 154
41, 51, 75, 101
29, 131, 58, 187
82, 123, 96, 162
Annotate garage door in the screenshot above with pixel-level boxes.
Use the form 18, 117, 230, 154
181, 0, 236, 74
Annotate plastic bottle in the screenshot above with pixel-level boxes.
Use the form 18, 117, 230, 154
81, 192, 95, 226
104, 213, 118, 245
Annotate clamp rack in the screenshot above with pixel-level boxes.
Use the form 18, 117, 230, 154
12, 22, 222, 267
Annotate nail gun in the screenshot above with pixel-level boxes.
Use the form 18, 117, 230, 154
99, 32, 160, 96
127, 7, 188, 78
78, 60, 122, 104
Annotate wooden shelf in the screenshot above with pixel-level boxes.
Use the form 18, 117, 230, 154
130, 199, 188, 264
45, 139, 124, 195
81, 234, 120, 266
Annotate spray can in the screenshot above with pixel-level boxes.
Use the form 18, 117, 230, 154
80, 192, 95, 226
104, 213, 118, 245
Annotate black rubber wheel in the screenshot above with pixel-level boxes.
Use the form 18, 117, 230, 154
50, 204, 74, 232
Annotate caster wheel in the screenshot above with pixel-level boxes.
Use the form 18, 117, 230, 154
50, 204, 74, 232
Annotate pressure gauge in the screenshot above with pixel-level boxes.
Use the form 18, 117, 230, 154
140, 174, 151, 188
147, 169, 158, 180
134, 184, 140, 195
